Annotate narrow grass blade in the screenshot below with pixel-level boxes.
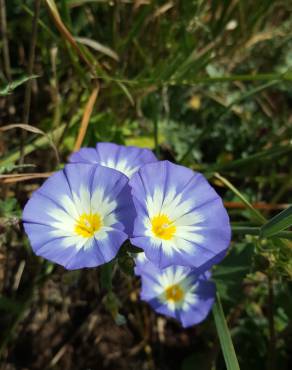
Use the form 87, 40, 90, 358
116, 80, 135, 106
45, 0, 94, 71
210, 144, 292, 172
0, 124, 67, 167
75, 37, 119, 61
214, 173, 266, 225
153, 119, 159, 157
0, 123, 60, 164
0, 75, 38, 96
213, 293, 240, 370
260, 206, 292, 238
232, 226, 292, 240
0, 172, 52, 184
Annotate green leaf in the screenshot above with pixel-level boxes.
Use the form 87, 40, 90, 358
0, 296, 22, 314
100, 261, 126, 325
0, 198, 19, 217
232, 226, 292, 240
100, 260, 115, 292
213, 293, 240, 370
0, 122, 67, 166
210, 144, 292, 172
116, 81, 135, 106
213, 243, 254, 303
260, 206, 292, 238
118, 254, 134, 276
0, 75, 38, 96
103, 292, 126, 326
75, 37, 119, 61
115, 313, 127, 326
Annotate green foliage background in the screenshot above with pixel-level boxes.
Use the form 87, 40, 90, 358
0, 0, 292, 369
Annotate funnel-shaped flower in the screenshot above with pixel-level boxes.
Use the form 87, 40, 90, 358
129, 161, 231, 270
69, 142, 157, 178
23, 163, 135, 269
136, 254, 215, 327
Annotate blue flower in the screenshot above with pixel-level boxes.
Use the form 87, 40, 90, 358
129, 160, 231, 270
135, 253, 215, 327
69, 142, 157, 178
23, 163, 135, 269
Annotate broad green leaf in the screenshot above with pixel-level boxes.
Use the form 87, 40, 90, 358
260, 206, 292, 238
125, 136, 155, 149
213, 293, 240, 370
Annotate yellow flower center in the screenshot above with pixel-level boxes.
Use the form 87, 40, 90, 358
165, 284, 184, 302
75, 213, 102, 238
151, 214, 176, 240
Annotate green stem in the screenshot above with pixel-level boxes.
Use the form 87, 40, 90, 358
153, 119, 160, 157
213, 293, 240, 370
267, 276, 276, 370
232, 226, 292, 240
214, 173, 266, 225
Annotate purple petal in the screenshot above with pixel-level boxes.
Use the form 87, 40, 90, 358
23, 163, 135, 269
69, 143, 157, 178
129, 160, 231, 272
138, 261, 215, 327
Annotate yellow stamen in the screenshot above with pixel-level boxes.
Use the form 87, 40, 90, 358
165, 284, 184, 302
151, 214, 176, 240
75, 213, 102, 238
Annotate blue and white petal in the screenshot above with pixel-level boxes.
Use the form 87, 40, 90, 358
23, 163, 135, 269
134, 250, 151, 276
137, 256, 215, 327
129, 160, 231, 270
69, 142, 157, 178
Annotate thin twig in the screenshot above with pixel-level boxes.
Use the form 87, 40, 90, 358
0, 260, 54, 358
0, 172, 53, 184
48, 310, 100, 368
73, 84, 99, 152
267, 275, 276, 370
0, 0, 11, 81
19, 0, 42, 164
0, 0, 15, 118
153, 118, 159, 157
224, 201, 289, 211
